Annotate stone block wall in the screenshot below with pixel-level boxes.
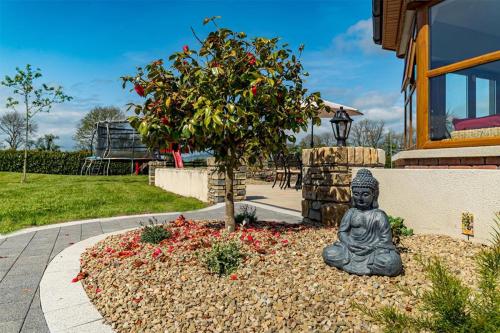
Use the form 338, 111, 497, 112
207, 157, 246, 204
302, 147, 385, 226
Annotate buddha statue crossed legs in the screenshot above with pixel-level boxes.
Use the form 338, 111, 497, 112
322, 169, 403, 277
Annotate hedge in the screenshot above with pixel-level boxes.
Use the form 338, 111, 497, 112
0, 150, 138, 175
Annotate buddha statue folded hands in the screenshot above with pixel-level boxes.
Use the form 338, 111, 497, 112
322, 169, 403, 277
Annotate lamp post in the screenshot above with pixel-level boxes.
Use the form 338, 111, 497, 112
329, 107, 353, 147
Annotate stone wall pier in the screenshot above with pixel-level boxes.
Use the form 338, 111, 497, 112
301, 147, 385, 226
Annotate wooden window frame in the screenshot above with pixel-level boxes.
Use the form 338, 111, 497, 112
415, 3, 500, 149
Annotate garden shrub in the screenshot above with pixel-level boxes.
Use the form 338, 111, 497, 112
140, 223, 171, 244
235, 205, 257, 224
202, 239, 244, 276
357, 214, 500, 333
388, 215, 413, 245
0, 150, 134, 175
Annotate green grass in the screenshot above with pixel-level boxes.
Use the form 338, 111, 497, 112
0, 172, 206, 234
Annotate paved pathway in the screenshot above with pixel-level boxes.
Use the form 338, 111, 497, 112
0, 203, 301, 333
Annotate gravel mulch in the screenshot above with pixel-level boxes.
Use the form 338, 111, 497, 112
79, 216, 485, 333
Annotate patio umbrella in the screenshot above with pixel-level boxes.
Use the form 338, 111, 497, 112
310, 100, 363, 148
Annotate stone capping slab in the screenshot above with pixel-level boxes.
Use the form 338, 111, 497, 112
392, 145, 500, 162
0, 203, 226, 240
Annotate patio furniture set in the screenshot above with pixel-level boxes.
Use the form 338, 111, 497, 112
271, 152, 303, 190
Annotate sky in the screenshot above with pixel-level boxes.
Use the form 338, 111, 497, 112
0, 0, 404, 150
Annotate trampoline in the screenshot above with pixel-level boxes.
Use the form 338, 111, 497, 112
81, 120, 163, 175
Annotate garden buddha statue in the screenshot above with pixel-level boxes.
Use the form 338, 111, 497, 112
322, 169, 403, 276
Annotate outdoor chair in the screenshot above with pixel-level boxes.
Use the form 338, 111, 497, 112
271, 152, 287, 189
284, 152, 302, 190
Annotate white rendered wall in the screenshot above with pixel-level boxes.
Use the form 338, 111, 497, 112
352, 168, 500, 244
155, 168, 209, 202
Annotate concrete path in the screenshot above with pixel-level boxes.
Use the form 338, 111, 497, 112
246, 184, 302, 212
0, 203, 302, 333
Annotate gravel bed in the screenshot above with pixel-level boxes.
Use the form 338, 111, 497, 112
80, 216, 485, 333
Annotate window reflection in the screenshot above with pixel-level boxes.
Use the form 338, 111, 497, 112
430, 0, 500, 69
429, 61, 500, 141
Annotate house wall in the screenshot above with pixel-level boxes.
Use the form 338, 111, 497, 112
353, 167, 500, 244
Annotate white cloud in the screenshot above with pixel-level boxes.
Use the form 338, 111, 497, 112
333, 19, 384, 55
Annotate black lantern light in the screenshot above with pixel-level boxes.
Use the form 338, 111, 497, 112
329, 106, 353, 147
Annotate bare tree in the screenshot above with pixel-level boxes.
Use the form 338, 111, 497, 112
0, 111, 37, 150
298, 134, 325, 148
318, 132, 336, 147
348, 119, 385, 148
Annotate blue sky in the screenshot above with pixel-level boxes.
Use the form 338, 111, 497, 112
0, 0, 404, 150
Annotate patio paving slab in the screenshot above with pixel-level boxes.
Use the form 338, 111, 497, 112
0, 202, 302, 333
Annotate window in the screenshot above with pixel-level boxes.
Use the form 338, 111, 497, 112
429, 60, 500, 141
430, 0, 500, 69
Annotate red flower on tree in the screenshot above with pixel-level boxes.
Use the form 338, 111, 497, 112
183, 45, 189, 53
161, 116, 169, 125
134, 84, 145, 97
247, 52, 256, 65
251, 85, 257, 96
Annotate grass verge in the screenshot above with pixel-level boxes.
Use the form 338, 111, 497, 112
0, 172, 206, 234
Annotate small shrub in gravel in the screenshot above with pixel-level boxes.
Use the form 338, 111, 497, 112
202, 239, 244, 276
235, 204, 257, 224
359, 214, 500, 333
140, 222, 171, 244
389, 215, 413, 245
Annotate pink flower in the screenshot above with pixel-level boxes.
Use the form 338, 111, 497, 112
96, 287, 102, 293
281, 239, 289, 245
167, 245, 174, 253
246, 234, 254, 242
152, 248, 162, 258
183, 45, 189, 53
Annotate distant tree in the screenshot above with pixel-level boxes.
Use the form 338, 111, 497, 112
1, 64, 71, 182
36, 134, 60, 151
318, 131, 336, 147
298, 134, 325, 149
382, 130, 404, 168
74, 106, 125, 150
348, 119, 385, 148
0, 111, 37, 150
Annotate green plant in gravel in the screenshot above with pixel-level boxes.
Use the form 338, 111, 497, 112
389, 215, 413, 245
357, 213, 500, 333
140, 220, 171, 244
235, 204, 257, 224
202, 238, 244, 276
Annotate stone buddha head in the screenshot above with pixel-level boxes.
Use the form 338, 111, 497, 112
351, 169, 379, 210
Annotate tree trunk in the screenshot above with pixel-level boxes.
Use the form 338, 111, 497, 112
21, 103, 29, 183
224, 166, 236, 232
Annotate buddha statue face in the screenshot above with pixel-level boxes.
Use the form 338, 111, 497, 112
352, 187, 375, 211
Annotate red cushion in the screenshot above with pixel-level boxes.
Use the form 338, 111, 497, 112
453, 114, 500, 131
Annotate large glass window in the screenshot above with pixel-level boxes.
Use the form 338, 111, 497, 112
429, 60, 500, 141
430, 0, 500, 69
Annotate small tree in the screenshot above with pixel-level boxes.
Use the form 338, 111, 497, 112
122, 17, 322, 231
35, 134, 60, 151
1, 65, 71, 182
74, 106, 125, 150
0, 111, 37, 150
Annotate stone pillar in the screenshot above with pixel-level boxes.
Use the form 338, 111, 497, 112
148, 161, 170, 185
207, 157, 246, 204
302, 147, 385, 226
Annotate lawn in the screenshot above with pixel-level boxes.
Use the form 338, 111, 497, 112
0, 172, 206, 234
